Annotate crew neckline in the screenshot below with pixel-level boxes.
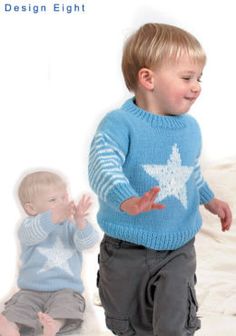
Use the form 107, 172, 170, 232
122, 98, 187, 129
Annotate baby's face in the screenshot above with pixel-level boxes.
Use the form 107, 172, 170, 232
31, 184, 69, 214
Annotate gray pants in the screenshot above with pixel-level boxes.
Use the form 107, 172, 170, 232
2, 288, 85, 335
98, 235, 200, 336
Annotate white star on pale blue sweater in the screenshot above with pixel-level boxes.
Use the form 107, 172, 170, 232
143, 144, 193, 209
37, 237, 75, 276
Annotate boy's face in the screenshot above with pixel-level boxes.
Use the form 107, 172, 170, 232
28, 184, 69, 215
151, 55, 204, 116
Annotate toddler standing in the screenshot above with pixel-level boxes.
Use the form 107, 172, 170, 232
88, 23, 232, 336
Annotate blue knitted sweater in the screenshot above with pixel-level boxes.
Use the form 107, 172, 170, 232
17, 211, 99, 292
89, 98, 214, 250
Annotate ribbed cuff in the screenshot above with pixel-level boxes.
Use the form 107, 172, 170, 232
76, 222, 96, 238
199, 183, 215, 204
106, 183, 139, 210
74, 222, 99, 249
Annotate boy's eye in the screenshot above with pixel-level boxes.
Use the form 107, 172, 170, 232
182, 77, 202, 83
49, 198, 56, 202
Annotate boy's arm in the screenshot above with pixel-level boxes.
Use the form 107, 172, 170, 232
18, 202, 75, 246
18, 212, 57, 246
89, 116, 164, 213
193, 159, 215, 204
73, 194, 92, 230
68, 194, 99, 251
193, 158, 232, 231
204, 198, 232, 232
89, 121, 138, 210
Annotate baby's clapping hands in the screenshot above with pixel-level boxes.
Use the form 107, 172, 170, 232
73, 195, 92, 229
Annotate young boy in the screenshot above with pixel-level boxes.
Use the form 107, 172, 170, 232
0, 170, 99, 336
88, 23, 232, 336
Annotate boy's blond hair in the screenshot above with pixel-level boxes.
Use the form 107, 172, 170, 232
18, 171, 66, 208
122, 23, 206, 91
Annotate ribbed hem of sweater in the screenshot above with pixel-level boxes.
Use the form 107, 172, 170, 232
18, 282, 84, 293
100, 219, 202, 251
122, 98, 187, 129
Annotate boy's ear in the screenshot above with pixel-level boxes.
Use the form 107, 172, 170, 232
24, 202, 37, 216
138, 68, 155, 91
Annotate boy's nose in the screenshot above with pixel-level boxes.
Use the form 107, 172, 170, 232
60, 196, 68, 204
191, 81, 201, 93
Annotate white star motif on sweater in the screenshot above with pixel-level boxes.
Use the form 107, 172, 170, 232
143, 144, 193, 209
37, 237, 75, 276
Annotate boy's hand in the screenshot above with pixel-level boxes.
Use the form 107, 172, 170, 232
51, 201, 75, 224
120, 187, 165, 215
74, 195, 92, 229
204, 198, 232, 232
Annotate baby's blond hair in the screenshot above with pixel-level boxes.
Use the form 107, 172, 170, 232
18, 171, 66, 209
122, 23, 206, 91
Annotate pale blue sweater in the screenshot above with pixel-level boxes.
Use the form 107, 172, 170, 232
89, 98, 214, 250
18, 211, 99, 292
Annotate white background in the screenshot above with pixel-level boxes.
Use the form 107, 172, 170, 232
0, 0, 235, 300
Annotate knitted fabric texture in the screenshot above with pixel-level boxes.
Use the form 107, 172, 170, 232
17, 211, 99, 292
89, 98, 214, 250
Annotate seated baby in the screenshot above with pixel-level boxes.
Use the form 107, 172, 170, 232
0, 170, 99, 336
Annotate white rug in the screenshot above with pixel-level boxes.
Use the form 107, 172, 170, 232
195, 160, 236, 335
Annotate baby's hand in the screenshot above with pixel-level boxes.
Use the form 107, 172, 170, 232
204, 198, 232, 232
74, 195, 92, 229
120, 186, 165, 215
51, 201, 75, 224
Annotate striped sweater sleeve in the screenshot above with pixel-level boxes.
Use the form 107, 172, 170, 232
193, 159, 214, 204
18, 211, 56, 246
89, 129, 138, 210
